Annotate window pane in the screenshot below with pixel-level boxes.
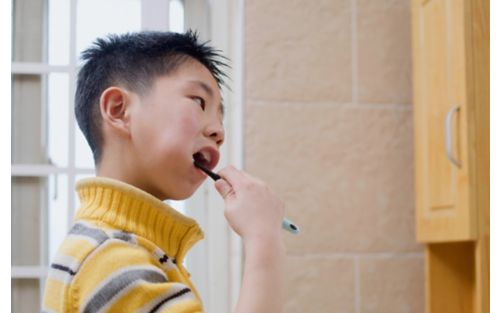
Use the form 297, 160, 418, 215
76, 0, 141, 65
48, 0, 70, 65
11, 74, 48, 164
12, 73, 69, 166
12, 0, 46, 63
12, 175, 67, 266
75, 125, 95, 169
48, 174, 68, 262
12, 0, 70, 65
48, 73, 69, 167
169, 0, 185, 33
12, 279, 40, 313
167, 200, 186, 215
184, 0, 210, 41
74, 173, 96, 211
11, 177, 46, 266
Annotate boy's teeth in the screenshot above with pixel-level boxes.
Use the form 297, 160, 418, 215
201, 151, 211, 163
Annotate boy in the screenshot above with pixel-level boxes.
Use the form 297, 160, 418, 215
42, 31, 286, 313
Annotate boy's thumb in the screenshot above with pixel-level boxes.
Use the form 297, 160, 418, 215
214, 179, 234, 199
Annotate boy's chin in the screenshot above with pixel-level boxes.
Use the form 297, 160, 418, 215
164, 185, 200, 201
167, 193, 193, 201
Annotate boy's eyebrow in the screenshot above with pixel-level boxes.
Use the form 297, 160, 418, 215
188, 80, 225, 118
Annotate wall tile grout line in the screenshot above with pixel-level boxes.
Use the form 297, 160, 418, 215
354, 256, 361, 313
286, 252, 424, 259
248, 99, 414, 110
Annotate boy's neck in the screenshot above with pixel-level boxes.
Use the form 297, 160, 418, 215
96, 158, 166, 201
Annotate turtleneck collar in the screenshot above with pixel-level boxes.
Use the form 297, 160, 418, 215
74, 177, 204, 263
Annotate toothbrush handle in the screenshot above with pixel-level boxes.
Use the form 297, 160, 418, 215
282, 217, 300, 234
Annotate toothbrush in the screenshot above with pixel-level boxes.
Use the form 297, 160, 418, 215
194, 161, 300, 235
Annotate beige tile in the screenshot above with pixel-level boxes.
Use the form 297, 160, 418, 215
246, 0, 352, 102
245, 102, 422, 253
357, 0, 413, 104
285, 256, 355, 313
360, 256, 424, 313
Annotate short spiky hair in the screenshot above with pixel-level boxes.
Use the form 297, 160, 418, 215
75, 30, 229, 165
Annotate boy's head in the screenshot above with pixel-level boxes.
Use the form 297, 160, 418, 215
75, 31, 229, 200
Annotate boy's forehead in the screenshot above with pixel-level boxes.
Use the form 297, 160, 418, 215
150, 61, 225, 117
186, 79, 216, 96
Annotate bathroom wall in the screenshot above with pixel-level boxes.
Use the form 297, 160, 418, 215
244, 1, 424, 312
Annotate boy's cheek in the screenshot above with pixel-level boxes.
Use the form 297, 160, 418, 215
176, 114, 202, 137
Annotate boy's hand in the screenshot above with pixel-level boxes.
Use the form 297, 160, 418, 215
214, 166, 285, 241
214, 165, 285, 313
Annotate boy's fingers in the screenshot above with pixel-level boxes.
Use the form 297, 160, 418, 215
214, 179, 234, 199
216, 166, 246, 187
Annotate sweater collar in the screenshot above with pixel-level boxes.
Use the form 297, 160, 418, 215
74, 177, 204, 263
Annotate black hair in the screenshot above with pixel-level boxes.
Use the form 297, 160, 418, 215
75, 30, 229, 165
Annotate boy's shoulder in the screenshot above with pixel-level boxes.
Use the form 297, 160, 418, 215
51, 220, 171, 276
42, 220, 199, 312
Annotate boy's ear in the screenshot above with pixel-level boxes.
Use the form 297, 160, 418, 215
99, 87, 132, 136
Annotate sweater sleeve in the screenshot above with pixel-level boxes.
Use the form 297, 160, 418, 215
69, 238, 203, 313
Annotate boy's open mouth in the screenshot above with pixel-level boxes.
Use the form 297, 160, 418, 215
192, 147, 219, 172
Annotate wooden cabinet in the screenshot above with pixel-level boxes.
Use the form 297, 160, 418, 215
411, 0, 489, 312
412, 0, 472, 242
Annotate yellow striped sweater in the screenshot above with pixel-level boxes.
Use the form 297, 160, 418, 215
42, 177, 205, 313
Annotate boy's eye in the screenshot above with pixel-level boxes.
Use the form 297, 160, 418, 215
192, 96, 206, 111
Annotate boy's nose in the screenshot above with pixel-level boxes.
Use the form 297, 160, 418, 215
205, 122, 225, 146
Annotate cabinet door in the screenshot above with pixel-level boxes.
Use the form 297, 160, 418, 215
411, 0, 475, 242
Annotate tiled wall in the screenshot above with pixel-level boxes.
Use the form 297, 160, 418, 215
244, 1, 424, 312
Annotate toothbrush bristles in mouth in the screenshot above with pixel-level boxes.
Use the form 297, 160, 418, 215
193, 160, 221, 181
193, 152, 209, 168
